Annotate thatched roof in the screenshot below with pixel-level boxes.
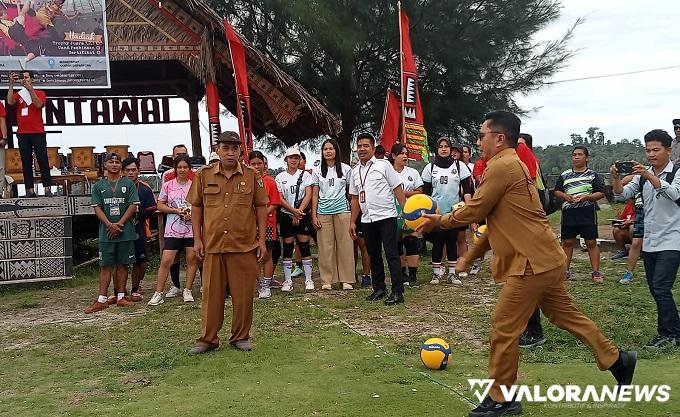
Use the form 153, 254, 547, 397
106, 0, 340, 142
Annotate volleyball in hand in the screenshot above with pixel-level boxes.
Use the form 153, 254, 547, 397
473, 224, 488, 245
402, 194, 438, 230
420, 337, 452, 370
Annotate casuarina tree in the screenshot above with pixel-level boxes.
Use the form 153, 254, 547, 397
208, 0, 576, 160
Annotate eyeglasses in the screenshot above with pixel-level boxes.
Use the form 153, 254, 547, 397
674, 125, 680, 130
478, 131, 502, 140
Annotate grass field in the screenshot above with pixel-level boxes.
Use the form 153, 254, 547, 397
1, 233, 679, 416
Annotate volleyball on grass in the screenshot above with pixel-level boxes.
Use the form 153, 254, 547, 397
473, 225, 488, 245
420, 338, 452, 370
402, 194, 438, 230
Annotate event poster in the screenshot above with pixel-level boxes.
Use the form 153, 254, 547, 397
0, 0, 110, 88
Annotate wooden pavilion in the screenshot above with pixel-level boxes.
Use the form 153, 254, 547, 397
0, 0, 339, 284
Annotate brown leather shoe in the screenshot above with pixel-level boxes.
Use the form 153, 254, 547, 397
129, 293, 143, 302
84, 301, 108, 314
231, 339, 253, 351
117, 297, 134, 307
107, 295, 117, 306
188, 344, 218, 355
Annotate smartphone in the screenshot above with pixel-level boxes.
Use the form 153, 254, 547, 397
615, 161, 635, 176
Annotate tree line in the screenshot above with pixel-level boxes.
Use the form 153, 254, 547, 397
533, 127, 646, 175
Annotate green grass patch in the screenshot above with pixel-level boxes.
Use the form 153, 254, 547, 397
0, 244, 678, 416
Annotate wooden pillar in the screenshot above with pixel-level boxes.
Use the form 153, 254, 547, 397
188, 97, 202, 157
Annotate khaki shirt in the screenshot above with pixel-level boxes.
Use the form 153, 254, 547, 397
440, 148, 565, 282
671, 137, 680, 165
187, 161, 268, 254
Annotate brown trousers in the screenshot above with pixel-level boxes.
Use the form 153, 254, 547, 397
488, 263, 620, 401
197, 250, 258, 347
317, 213, 355, 285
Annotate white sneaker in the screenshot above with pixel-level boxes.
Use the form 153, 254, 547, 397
342, 283, 353, 290
457, 271, 468, 279
281, 281, 293, 292
447, 272, 462, 285
165, 286, 182, 298
321, 284, 332, 290
258, 287, 272, 299
469, 263, 481, 275
147, 291, 164, 306
305, 280, 315, 291
183, 288, 194, 303
430, 274, 441, 285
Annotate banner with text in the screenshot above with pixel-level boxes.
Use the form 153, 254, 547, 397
0, 0, 110, 88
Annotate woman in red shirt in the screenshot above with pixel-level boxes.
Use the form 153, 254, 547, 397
249, 150, 281, 299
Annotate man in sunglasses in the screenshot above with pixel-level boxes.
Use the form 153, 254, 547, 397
671, 119, 680, 164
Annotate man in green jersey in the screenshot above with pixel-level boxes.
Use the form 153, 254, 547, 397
85, 152, 140, 314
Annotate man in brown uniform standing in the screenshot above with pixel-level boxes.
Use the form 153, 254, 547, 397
187, 131, 268, 353
419, 111, 636, 417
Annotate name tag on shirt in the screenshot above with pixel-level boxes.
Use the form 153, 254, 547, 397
359, 191, 366, 203
20, 107, 28, 117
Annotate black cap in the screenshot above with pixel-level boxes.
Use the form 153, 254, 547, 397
672, 119, 680, 126
451, 142, 464, 152
216, 131, 241, 144
104, 152, 120, 162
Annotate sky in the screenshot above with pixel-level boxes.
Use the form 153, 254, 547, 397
513, 0, 680, 147
48, 0, 679, 171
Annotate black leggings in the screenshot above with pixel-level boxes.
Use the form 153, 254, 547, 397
428, 228, 459, 263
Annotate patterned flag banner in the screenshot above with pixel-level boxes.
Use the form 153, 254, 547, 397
399, 2, 428, 161
224, 18, 252, 155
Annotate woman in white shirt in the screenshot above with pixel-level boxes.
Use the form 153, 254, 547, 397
311, 139, 354, 290
389, 143, 423, 286
275, 147, 314, 291
421, 137, 473, 285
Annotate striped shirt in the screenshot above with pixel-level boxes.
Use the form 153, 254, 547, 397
312, 163, 351, 215
555, 168, 605, 226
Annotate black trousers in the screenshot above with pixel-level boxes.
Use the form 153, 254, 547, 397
362, 217, 404, 294
525, 307, 543, 336
18, 132, 51, 190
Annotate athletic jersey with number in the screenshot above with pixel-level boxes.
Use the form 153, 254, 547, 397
275, 169, 313, 216
395, 166, 423, 192
421, 161, 471, 214
312, 163, 351, 215
91, 177, 140, 243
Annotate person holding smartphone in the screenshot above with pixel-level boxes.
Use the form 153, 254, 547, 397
7, 70, 51, 197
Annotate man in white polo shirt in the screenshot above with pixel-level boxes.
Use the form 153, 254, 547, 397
349, 133, 407, 305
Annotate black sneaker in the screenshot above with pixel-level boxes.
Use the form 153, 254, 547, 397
644, 335, 676, 350
469, 396, 522, 417
361, 275, 372, 288
519, 331, 546, 348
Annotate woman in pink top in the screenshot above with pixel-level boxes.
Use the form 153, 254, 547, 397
148, 155, 199, 306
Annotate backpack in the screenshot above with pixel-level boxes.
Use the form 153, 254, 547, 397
536, 163, 560, 215
638, 163, 680, 207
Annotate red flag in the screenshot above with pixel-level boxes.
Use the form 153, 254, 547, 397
224, 18, 253, 157
398, 2, 428, 161
379, 89, 400, 152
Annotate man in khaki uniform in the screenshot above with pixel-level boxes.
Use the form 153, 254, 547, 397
187, 131, 268, 353
420, 111, 636, 417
